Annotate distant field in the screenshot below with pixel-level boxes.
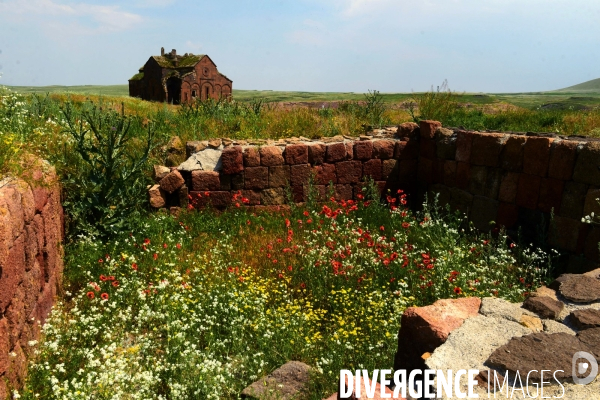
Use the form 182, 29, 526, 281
5, 82, 600, 110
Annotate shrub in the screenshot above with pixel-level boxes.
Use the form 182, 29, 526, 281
58, 100, 156, 239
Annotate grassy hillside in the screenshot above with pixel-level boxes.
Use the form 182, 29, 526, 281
553, 77, 600, 93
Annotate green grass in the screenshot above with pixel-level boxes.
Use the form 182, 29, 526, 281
553, 77, 600, 93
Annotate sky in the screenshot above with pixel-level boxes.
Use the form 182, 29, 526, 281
0, 0, 599, 93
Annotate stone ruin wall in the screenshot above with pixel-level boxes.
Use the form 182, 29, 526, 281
0, 164, 64, 398
152, 121, 600, 271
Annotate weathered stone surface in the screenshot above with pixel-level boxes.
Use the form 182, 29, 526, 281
269, 165, 290, 188
570, 309, 600, 330
241, 361, 310, 400
284, 144, 308, 165
148, 184, 167, 208
308, 143, 326, 165
313, 164, 337, 185
419, 137, 436, 159
334, 184, 353, 201
498, 172, 519, 203
523, 296, 564, 320
241, 190, 261, 206
372, 140, 395, 159
336, 161, 363, 184
548, 140, 578, 180
538, 177, 564, 213
243, 147, 260, 167
290, 164, 311, 186
548, 273, 578, 291
436, 130, 456, 160
395, 140, 419, 160
178, 184, 189, 208
244, 167, 269, 190
221, 146, 244, 175
208, 138, 222, 148
500, 135, 525, 171
455, 161, 470, 190
185, 140, 207, 158
543, 319, 576, 335
548, 216, 582, 252
393, 297, 480, 373
179, 148, 223, 171
344, 142, 354, 160
419, 120, 441, 140
496, 202, 519, 228
471, 133, 506, 167
191, 171, 220, 191
559, 275, 600, 303
397, 121, 419, 139
193, 191, 231, 208
486, 332, 593, 382
583, 187, 600, 219
382, 159, 397, 181
354, 140, 373, 160
560, 181, 588, 220
573, 141, 600, 186
260, 146, 285, 166
520, 314, 543, 332
467, 165, 487, 196
577, 327, 600, 357
0, 235, 25, 312
455, 131, 473, 163
362, 159, 382, 181
523, 136, 553, 177
325, 142, 346, 163
153, 165, 170, 182
480, 297, 529, 323
261, 188, 286, 206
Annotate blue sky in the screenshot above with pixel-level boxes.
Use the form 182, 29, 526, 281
0, 0, 599, 93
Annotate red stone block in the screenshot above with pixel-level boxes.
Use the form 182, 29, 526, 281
516, 173, 542, 209
345, 142, 354, 160
334, 184, 353, 201
159, 169, 185, 194
313, 163, 337, 185
259, 146, 284, 166
498, 172, 519, 203
432, 159, 444, 184
397, 122, 419, 139
443, 160, 457, 187
538, 178, 564, 213
290, 164, 311, 186
308, 143, 325, 165
419, 138, 437, 159
455, 131, 474, 163
0, 317, 9, 375
455, 162, 471, 190
221, 146, 244, 174
419, 120, 442, 140
497, 202, 519, 228
395, 140, 419, 160
363, 159, 382, 181
269, 165, 290, 188
191, 170, 220, 191
372, 140, 395, 159
500, 136, 525, 171
523, 136, 554, 177
284, 144, 308, 165
382, 159, 397, 180
291, 185, 306, 203
470, 132, 506, 167
354, 140, 373, 160
243, 147, 260, 167
336, 161, 363, 184
32, 187, 48, 213
325, 142, 346, 163
244, 167, 269, 190
240, 190, 261, 205
548, 140, 577, 181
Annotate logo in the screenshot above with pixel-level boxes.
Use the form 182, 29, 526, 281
572, 351, 598, 385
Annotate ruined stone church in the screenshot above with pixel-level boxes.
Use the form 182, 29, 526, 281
129, 48, 232, 104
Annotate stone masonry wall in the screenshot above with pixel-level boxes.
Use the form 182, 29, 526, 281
150, 120, 600, 271
416, 120, 600, 271
0, 163, 64, 398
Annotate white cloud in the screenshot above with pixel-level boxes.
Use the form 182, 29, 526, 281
0, 0, 143, 34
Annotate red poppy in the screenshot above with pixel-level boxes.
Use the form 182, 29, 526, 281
108, 275, 115, 281
163, 243, 168, 249
98, 258, 103, 263
402, 222, 410, 229
287, 265, 293, 271
86, 291, 95, 299
144, 238, 151, 245
132, 263, 138, 271
153, 253, 158, 260
176, 243, 182, 249
112, 281, 119, 288
101, 293, 109, 300
300, 282, 306, 289
454, 287, 462, 295
100, 275, 108, 281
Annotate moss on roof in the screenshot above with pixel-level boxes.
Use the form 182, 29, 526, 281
152, 54, 205, 68
129, 72, 144, 81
